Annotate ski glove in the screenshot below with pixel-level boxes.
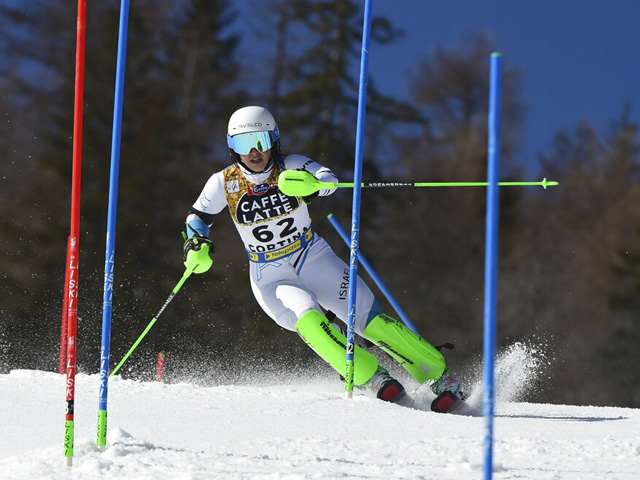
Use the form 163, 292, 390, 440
182, 232, 214, 274
291, 169, 320, 205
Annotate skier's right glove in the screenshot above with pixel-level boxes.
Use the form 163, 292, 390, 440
182, 232, 214, 274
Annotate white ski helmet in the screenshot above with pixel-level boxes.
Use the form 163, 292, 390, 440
226, 106, 281, 173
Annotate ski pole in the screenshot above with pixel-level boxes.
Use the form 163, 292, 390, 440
277, 169, 559, 198
110, 268, 192, 377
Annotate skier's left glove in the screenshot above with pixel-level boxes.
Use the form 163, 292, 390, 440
182, 232, 214, 274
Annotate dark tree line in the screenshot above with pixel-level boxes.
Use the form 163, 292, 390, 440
1, 0, 639, 407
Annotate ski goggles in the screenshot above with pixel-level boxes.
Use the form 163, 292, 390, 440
227, 131, 276, 155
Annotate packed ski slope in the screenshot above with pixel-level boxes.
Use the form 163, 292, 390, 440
1, 343, 638, 479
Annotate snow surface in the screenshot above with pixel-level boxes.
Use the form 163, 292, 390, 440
1, 343, 639, 479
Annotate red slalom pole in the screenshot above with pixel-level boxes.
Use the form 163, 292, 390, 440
63, 0, 87, 467
64, 237, 79, 465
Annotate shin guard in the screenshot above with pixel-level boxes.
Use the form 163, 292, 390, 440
364, 314, 446, 384
296, 310, 379, 386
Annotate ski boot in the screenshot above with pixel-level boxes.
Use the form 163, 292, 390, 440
429, 369, 468, 413
367, 367, 414, 407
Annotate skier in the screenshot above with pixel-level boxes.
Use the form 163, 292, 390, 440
182, 105, 467, 412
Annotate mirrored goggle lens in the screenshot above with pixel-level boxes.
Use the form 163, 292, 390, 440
227, 131, 273, 155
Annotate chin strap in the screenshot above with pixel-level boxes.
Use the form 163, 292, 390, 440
236, 157, 274, 175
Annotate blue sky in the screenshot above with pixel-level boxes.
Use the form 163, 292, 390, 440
370, 0, 640, 173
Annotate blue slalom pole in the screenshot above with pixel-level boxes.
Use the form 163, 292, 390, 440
483, 52, 502, 480
327, 213, 419, 335
345, 0, 373, 398
97, 0, 131, 451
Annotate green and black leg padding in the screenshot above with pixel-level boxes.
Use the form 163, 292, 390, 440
296, 310, 379, 386
364, 314, 446, 384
